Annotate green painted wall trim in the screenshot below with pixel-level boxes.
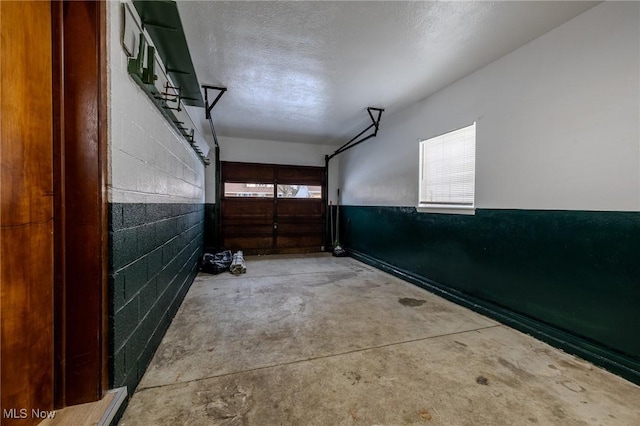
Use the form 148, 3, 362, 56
341, 206, 640, 385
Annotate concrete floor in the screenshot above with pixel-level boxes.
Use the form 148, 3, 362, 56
119, 254, 640, 425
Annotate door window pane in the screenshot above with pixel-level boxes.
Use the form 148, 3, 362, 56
277, 184, 322, 199
224, 182, 274, 198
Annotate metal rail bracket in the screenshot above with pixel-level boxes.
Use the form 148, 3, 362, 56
327, 107, 384, 162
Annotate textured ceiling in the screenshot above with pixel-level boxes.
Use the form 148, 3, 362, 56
177, 1, 598, 145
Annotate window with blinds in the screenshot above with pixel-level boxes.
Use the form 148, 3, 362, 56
419, 122, 476, 208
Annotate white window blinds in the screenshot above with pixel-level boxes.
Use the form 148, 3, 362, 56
419, 122, 476, 207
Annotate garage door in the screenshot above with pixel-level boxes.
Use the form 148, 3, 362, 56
221, 162, 325, 254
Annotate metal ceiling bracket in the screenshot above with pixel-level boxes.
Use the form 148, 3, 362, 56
203, 85, 227, 121
202, 85, 228, 248
324, 107, 384, 253
327, 107, 384, 161
202, 85, 228, 147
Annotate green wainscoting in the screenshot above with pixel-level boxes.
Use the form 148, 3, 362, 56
340, 206, 640, 384
109, 202, 204, 394
204, 203, 218, 251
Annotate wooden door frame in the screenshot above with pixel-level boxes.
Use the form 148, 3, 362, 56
51, 0, 109, 407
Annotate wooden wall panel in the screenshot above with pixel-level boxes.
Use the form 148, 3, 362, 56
222, 162, 275, 182
276, 199, 324, 217
221, 199, 275, 254
0, 1, 55, 424
276, 200, 323, 252
276, 166, 324, 185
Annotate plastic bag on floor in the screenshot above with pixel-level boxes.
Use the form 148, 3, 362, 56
200, 250, 232, 274
230, 251, 247, 275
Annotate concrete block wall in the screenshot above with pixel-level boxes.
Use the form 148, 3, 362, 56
109, 203, 203, 392
107, 1, 206, 395
108, 2, 205, 206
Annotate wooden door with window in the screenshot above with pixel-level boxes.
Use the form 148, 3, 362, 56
221, 162, 325, 254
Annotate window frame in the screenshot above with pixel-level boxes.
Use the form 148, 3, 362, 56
417, 122, 476, 215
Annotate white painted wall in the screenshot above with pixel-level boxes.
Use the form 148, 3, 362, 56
218, 136, 341, 203
108, 1, 205, 204
219, 136, 331, 167
340, 2, 640, 212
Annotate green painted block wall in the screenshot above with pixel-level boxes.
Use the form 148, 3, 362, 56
204, 203, 217, 250
109, 202, 204, 394
341, 206, 640, 384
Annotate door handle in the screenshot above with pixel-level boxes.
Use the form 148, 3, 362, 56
273, 223, 278, 229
